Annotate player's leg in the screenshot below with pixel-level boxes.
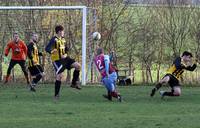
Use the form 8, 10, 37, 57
59, 57, 81, 89
159, 75, 181, 98
54, 73, 62, 98
4, 59, 17, 83
102, 72, 121, 101
173, 86, 181, 96
109, 72, 122, 102
53, 61, 64, 99
64, 57, 81, 89
160, 86, 181, 97
150, 75, 170, 97
102, 77, 112, 101
18, 60, 30, 84
29, 65, 44, 92
32, 65, 44, 85
70, 62, 81, 89
103, 82, 120, 101
102, 91, 112, 101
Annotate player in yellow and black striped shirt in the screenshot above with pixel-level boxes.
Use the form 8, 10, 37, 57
45, 25, 81, 100
150, 51, 197, 98
27, 33, 44, 92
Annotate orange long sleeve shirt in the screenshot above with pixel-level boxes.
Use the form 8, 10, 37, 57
4, 40, 27, 61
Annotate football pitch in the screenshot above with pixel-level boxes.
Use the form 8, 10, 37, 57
0, 83, 200, 128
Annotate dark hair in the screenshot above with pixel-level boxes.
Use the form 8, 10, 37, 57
182, 51, 193, 57
55, 25, 64, 34
97, 48, 103, 55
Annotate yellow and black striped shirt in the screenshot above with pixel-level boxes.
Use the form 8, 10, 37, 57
45, 36, 66, 62
166, 57, 197, 79
27, 42, 42, 67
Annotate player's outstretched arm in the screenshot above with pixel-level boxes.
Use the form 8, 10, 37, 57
4, 42, 11, 56
185, 64, 197, 71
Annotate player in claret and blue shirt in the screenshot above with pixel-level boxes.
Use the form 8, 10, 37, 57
94, 48, 122, 102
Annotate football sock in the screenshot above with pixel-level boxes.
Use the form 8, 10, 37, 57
155, 83, 162, 90
5, 75, 10, 83
107, 91, 112, 100
55, 80, 61, 96
151, 83, 162, 97
111, 91, 119, 98
72, 70, 80, 85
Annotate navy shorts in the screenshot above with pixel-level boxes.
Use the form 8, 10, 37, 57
53, 57, 75, 74
28, 65, 44, 76
164, 74, 180, 87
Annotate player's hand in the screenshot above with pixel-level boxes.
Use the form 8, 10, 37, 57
51, 49, 58, 54
187, 61, 193, 67
61, 54, 67, 59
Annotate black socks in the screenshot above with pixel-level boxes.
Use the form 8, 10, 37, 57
72, 70, 80, 85
55, 80, 61, 96
155, 83, 162, 90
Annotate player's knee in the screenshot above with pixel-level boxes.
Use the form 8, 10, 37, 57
56, 73, 63, 81
74, 62, 81, 70
173, 89, 181, 96
160, 76, 170, 83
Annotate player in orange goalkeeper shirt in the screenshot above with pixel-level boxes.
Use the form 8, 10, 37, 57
4, 32, 30, 84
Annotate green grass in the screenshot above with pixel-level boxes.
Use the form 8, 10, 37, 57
0, 83, 200, 128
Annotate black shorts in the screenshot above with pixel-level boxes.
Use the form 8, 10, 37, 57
164, 74, 180, 87
53, 56, 76, 74
7, 59, 29, 76
60, 56, 76, 70
28, 65, 44, 76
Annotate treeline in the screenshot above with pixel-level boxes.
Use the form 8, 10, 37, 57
0, 0, 199, 84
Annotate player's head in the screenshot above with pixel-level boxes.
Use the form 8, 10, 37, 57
55, 25, 64, 37
31, 33, 38, 43
182, 51, 193, 62
96, 48, 104, 55
13, 32, 19, 43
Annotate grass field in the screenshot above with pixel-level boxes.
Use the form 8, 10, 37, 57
0, 83, 200, 128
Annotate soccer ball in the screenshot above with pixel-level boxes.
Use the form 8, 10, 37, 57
92, 32, 101, 41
